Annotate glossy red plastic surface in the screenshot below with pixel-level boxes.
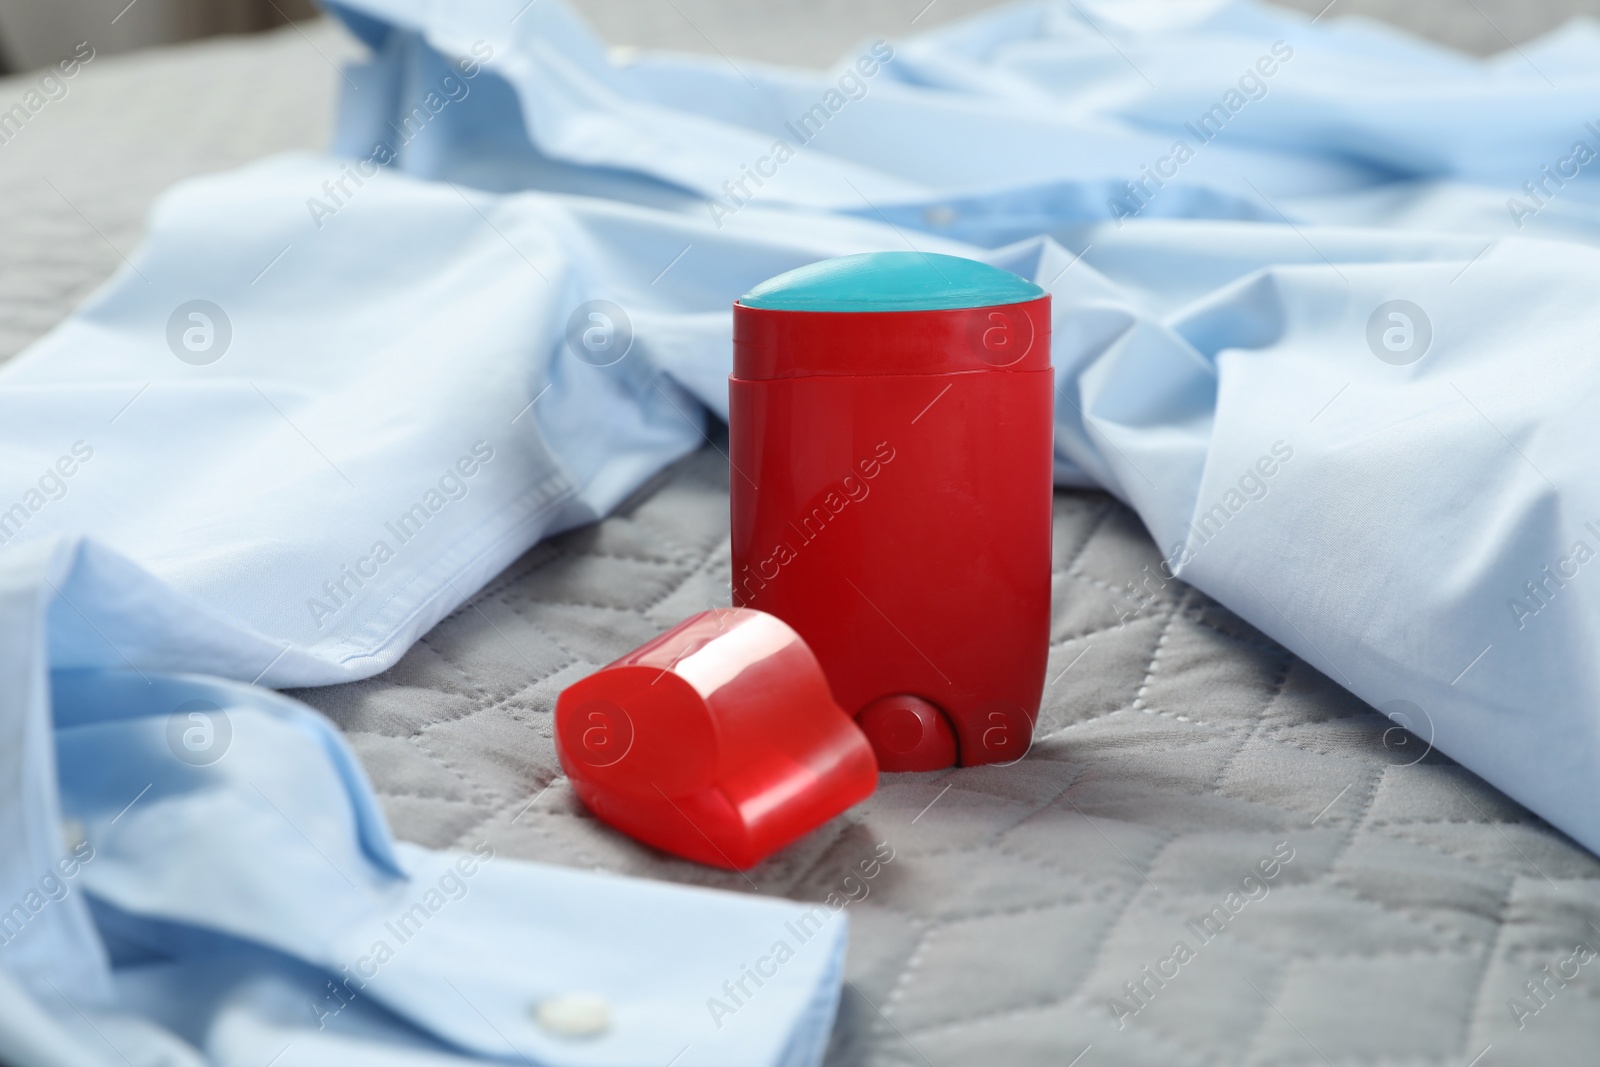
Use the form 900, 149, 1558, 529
730, 297, 1053, 769
856, 694, 958, 772
554, 607, 878, 869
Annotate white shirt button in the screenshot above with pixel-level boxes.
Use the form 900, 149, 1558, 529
534, 994, 610, 1038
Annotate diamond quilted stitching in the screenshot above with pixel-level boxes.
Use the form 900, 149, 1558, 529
416, 701, 558, 804
345, 732, 481, 804
1252, 954, 1484, 1063
1138, 611, 1293, 727
886, 899, 1125, 1033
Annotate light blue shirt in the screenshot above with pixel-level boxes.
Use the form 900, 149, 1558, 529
5, 0, 1600, 1062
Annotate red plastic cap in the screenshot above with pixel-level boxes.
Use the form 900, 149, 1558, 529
554, 608, 878, 870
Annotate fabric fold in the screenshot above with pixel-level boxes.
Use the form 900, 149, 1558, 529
3, 539, 849, 1066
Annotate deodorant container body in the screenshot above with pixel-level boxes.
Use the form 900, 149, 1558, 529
730, 252, 1053, 770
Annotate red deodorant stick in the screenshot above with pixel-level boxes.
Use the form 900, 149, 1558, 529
730, 252, 1053, 771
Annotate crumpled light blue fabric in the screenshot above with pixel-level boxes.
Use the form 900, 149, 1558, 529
1, 541, 849, 1067
6, 0, 1600, 1062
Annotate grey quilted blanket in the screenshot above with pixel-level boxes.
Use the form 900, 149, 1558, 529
2, 14, 1597, 1066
